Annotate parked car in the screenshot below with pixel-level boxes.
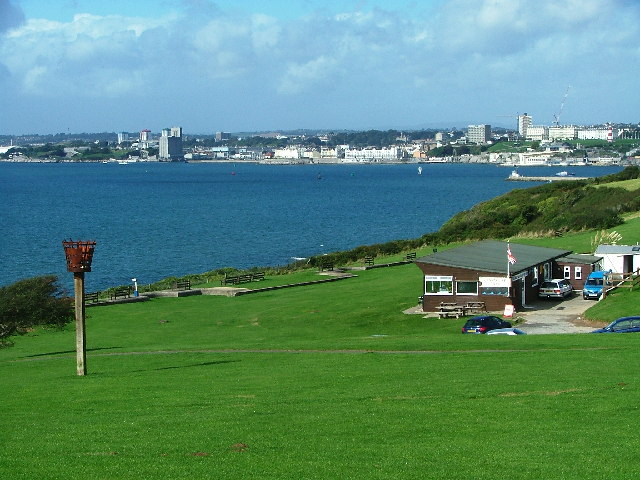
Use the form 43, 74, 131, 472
462, 315, 512, 334
583, 271, 607, 300
538, 279, 573, 299
486, 328, 527, 335
591, 316, 640, 333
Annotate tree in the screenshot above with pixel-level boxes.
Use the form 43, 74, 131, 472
0, 276, 74, 344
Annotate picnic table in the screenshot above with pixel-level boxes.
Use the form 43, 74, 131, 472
464, 301, 487, 314
436, 302, 467, 319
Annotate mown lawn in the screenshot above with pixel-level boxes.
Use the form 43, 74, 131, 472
1, 264, 639, 479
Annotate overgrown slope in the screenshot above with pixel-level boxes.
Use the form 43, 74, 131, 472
437, 166, 640, 242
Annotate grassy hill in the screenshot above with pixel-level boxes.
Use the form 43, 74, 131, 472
2, 167, 640, 479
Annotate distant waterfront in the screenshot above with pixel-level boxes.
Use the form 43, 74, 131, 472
0, 162, 622, 291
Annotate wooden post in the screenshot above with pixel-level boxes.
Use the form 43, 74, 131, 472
74, 272, 87, 376
63, 240, 95, 376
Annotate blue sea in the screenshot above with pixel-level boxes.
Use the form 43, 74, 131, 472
0, 162, 622, 291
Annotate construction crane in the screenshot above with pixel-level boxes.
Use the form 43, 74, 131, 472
553, 86, 571, 126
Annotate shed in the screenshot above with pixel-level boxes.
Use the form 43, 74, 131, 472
415, 240, 571, 313
554, 254, 602, 290
594, 245, 640, 274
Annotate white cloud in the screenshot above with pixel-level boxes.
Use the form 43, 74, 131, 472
277, 55, 339, 94
1, 0, 639, 133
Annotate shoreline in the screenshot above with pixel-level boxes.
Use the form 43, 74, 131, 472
0, 158, 631, 167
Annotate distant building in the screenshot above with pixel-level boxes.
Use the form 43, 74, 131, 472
343, 146, 404, 162
140, 129, 151, 142
273, 147, 302, 159
139, 129, 151, 148
117, 132, 129, 144
548, 125, 578, 141
215, 131, 231, 142
159, 127, 183, 161
577, 126, 619, 141
467, 124, 491, 144
525, 125, 549, 142
517, 114, 532, 137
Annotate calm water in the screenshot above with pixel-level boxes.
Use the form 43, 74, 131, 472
0, 162, 622, 291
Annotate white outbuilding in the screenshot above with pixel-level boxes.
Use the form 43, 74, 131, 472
594, 245, 640, 274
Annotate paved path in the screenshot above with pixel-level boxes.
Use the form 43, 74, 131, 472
513, 294, 599, 334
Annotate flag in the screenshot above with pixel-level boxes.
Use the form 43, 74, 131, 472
507, 244, 517, 265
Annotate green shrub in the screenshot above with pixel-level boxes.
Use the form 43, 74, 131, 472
0, 275, 74, 343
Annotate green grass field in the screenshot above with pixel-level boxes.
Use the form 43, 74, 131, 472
2, 258, 640, 479
594, 177, 640, 191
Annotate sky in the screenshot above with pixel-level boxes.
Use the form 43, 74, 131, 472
1, 0, 639, 135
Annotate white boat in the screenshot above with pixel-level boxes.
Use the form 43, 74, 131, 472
555, 171, 575, 177
418, 166, 423, 175
509, 170, 521, 179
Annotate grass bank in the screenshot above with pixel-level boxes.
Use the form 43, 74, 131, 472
1, 261, 639, 479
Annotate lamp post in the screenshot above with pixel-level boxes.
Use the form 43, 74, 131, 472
62, 240, 96, 376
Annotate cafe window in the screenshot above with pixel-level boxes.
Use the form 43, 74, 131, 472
563, 266, 571, 279
456, 281, 478, 295
480, 286, 510, 296
424, 276, 453, 295
574, 266, 582, 280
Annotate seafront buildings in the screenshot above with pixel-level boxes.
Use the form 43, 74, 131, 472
1, 118, 638, 166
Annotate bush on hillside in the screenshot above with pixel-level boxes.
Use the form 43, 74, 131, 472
0, 276, 74, 344
436, 167, 640, 242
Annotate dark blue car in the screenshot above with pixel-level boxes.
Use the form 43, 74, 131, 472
462, 315, 512, 334
591, 316, 640, 333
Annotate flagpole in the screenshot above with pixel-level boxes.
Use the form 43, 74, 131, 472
507, 241, 510, 278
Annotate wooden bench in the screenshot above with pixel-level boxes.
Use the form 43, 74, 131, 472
85, 291, 101, 304
437, 302, 466, 319
319, 263, 334, 272
406, 252, 417, 261
174, 279, 191, 290
110, 286, 132, 300
221, 275, 240, 286
464, 301, 486, 314
364, 256, 375, 266
252, 272, 265, 281
221, 272, 265, 286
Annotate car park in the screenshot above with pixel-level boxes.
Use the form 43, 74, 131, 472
591, 316, 640, 333
538, 279, 573, 299
582, 271, 607, 300
486, 328, 527, 335
462, 315, 512, 334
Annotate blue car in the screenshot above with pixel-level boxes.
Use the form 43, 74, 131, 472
591, 316, 640, 333
583, 271, 607, 300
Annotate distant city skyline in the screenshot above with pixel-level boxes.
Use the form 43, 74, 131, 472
1, 0, 639, 135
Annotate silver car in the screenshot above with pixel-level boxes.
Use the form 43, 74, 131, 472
538, 279, 573, 299
487, 328, 527, 335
